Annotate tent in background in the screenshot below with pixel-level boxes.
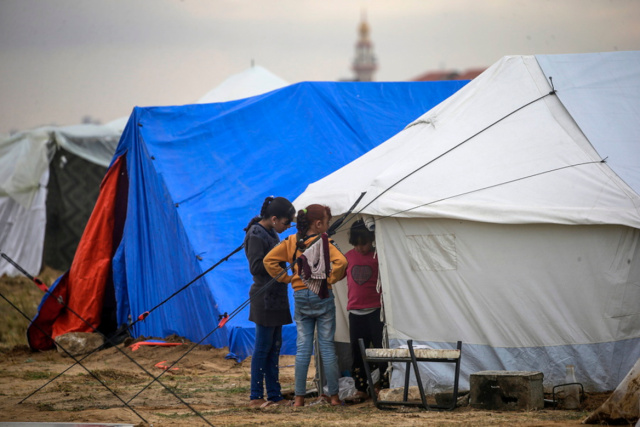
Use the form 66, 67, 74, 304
197, 65, 289, 104
106, 64, 289, 134
294, 51, 640, 392
27, 80, 468, 360
1, 65, 289, 278
0, 125, 120, 276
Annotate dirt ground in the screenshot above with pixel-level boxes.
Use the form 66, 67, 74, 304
0, 271, 611, 426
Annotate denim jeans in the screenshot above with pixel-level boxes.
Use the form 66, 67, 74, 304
250, 324, 283, 401
293, 288, 340, 396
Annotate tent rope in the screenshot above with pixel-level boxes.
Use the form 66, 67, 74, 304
0, 251, 214, 426
16, 241, 245, 404
132, 243, 245, 325
126, 191, 367, 402
0, 290, 150, 425
329, 159, 606, 233
12, 192, 365, 411
347, 89, 558, 222
11, 242, 248, 410
126, 265, 290, 404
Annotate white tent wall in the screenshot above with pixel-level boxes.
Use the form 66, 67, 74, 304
0, 129, 51, 210
376, 218, 640, 392
0, 172, 48, 277
1, 129, 54, 277
536, 52, 640, 196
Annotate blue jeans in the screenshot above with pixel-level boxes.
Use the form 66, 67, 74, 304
294, 289, 340, 396
250, 324, 283, 401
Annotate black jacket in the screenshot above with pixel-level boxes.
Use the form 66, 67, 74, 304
244, 223, 292, 326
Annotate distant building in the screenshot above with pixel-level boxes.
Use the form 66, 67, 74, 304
411, 67, 486, 82
352, 14, 377, 82
346, 13, 484, 83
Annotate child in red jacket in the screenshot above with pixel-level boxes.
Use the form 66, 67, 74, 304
344, 219, 387, 400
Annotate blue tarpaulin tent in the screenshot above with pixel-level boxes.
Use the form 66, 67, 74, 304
28, 80, 467, 360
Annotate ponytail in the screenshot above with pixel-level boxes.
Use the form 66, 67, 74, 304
245, 196, 295, 232
295, 209, 309, 250
259, 196, 275, 218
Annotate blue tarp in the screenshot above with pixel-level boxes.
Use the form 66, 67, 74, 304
110, 81, 467, 360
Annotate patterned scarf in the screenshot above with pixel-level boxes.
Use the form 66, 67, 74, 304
296, 233, 331, 299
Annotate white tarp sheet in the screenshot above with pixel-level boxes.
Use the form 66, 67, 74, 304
537, 52, 640, 196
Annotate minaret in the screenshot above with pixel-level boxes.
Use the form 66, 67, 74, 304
352, 13, 377, 82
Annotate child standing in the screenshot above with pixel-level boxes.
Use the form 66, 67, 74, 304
263, 204, 347, 407
244, 196, 296, 408
344, 219, 387, 401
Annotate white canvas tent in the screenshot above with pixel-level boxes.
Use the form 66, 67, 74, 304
1, 65, 288, 277
196, 64, 289, 104
0, 125, 120, 276
294, 51, 640, 392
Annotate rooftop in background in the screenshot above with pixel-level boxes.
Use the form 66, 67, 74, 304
411, 67, 486, 81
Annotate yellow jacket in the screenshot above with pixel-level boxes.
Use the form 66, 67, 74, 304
263, 234, 347, 292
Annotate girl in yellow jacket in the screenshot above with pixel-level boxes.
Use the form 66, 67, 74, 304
263, 204, 347, 407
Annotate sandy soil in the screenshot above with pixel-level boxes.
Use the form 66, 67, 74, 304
0, 338, 609, 427
0, 272, 608, 426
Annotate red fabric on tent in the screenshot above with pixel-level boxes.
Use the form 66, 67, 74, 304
51, 156, 125, 337
27, 156, 125, 350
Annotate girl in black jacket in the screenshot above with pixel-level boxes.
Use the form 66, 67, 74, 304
244, 196, 295, 408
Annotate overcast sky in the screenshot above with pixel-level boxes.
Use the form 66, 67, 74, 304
1, 0, 639, 134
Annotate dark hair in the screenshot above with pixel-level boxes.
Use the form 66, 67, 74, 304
244, 196, 295, 232
349, 219, 374, 246
295, 204, 332, 250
